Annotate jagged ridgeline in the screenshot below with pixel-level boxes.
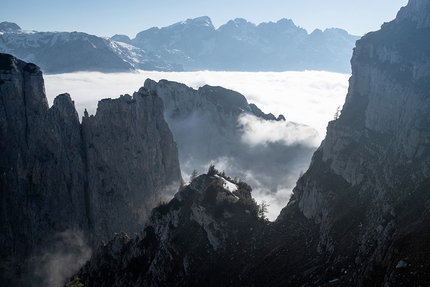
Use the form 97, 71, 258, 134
0, 53, 181, 286
73, 0, 430, 286
0, 17, 358, 73
76, 170, 269, 286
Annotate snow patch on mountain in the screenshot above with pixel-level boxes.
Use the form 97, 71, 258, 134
214, 175, 238, 193
0, 23, 181, 73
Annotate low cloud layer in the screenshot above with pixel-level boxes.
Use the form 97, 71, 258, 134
44, 70, 349, 220
238, 113, 320, 148
34, 230, 91, 286
45, 70, 349, 141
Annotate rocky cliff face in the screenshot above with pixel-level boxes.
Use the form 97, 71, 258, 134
82, 89, 181, 241
0, 53, 181, 286
77, 173, 267, 287
280, 0, 430, 284
74, 168, 320, 287
0, 51, 91, 287
73, 1, 430, 286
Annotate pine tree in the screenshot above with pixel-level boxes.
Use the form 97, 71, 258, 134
334, 106, 341, 120
207, 164, 218, 176
66, 276, 84, 287
190, 169, 198, 182
258, 200, 269, 220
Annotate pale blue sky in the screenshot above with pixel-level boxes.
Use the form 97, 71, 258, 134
2, 0, 408, 38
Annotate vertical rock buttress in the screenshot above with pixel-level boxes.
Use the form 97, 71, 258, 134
279, 0, 430, 285
0, 53, 181, 286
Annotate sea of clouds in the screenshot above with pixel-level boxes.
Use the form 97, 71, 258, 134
44, 70, 350, 220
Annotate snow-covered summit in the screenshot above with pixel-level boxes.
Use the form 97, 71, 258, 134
0, 17, 358, 73
110, 34, 132, 44
179, 16, 214, 28
0, 23, 181, 73
131, 16, 358, 72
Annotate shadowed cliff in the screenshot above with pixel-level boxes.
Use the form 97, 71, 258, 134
0, 53, 181, 286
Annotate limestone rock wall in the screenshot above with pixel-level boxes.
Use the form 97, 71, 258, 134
285, 0, 430, 284
0, 52, 90, 286
82, 89, 181, 241
0, 53, 181, 286
76, 174, 264, 287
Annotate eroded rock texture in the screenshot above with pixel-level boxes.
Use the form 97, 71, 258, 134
77, 173, 267, 287
82, 89, 181, 241
0, 53, 181, 286
280, 0, 430, 284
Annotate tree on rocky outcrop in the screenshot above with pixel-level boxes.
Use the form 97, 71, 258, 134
207, 164, 218, 176
258, 200, 269, 220
179, 177, 186, 191
334, 106, 341, 120
63, 276, 83, 287
190, 169, 198, 181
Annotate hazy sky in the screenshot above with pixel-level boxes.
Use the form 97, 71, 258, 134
2, 0, 408, 37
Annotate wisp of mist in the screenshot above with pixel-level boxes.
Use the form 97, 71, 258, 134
45, 70, 349, 220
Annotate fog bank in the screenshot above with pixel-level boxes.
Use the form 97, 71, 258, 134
45, 70, 349, 141
44, 70, 349, 220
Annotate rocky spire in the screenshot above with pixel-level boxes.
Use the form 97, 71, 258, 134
0, 53, 181, 286
279, 0, 430, 284
0, 21, 21, 32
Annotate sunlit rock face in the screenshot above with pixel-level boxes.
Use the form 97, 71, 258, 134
0, 53, 181, 286
282, 0, 430, 285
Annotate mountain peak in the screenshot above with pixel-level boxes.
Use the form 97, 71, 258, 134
110, 34, 131, 43
395, 0, 430, 28
198, 84, 249, 111
232, 18, 254, 26
0, 21, 21, 32
172, 16, 215, 29
192, 16, 214, 27
276, 18, 296, 26
0, 17, 358, 73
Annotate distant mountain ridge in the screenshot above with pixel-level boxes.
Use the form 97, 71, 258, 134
0, 23, 181, 73
123, 16, 358, 73
0, 17, 358, 73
